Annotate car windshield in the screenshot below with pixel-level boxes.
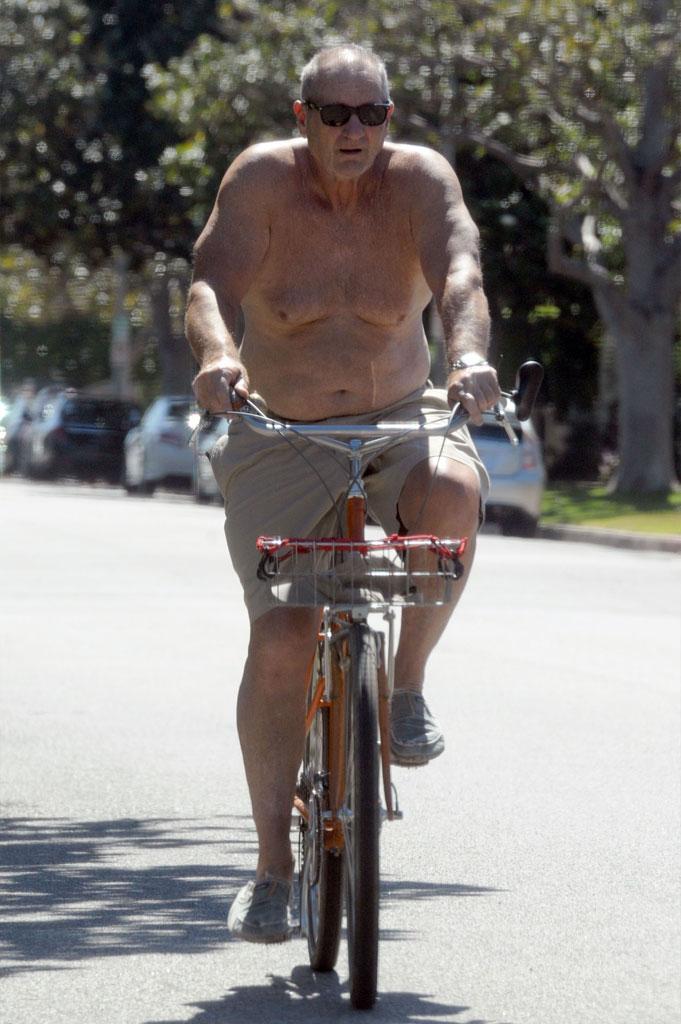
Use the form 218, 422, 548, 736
469, 421, 522, 443
62, 399, 135, 429
165, 401, 193, 421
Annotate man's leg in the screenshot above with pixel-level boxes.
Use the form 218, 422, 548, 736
395, 456, 480, 686
237, 605, 320, 882
390, 458, 480, 763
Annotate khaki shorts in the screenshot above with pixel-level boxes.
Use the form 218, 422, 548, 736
209, 385, 490, 623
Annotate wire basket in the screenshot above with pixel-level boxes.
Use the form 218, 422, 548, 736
256, 534, 467, 608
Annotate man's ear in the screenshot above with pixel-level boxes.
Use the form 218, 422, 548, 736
293, 99, 307, 136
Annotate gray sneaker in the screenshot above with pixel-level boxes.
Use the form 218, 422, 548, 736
227, 877, 293, 944
390, 689, 445, 766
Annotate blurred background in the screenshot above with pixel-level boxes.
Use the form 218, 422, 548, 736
1, 0, 679, 523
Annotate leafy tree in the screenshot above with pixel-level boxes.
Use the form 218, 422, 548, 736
0, 0, 237, 262
357, 0, 680, 492
6, 0, 677, 492
457, 150, 600, 414
0, 0, 243, 392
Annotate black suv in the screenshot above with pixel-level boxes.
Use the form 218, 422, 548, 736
22, 391, 141, 482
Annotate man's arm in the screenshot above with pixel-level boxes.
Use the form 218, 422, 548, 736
185, 146, 272, 412
410, 148, 500, 422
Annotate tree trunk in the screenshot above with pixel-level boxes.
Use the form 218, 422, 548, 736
111, 250, 132, 398
595, 289, 677, 493
150, 270, 194, 395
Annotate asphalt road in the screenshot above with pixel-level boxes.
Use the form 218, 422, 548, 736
1, 478, 679, 1024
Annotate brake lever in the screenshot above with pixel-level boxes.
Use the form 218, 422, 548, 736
187, 388, 259, 447
188, 410, 216, 447
493, 399, 519, 446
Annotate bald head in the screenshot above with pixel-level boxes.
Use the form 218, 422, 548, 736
300, 45, 390, 103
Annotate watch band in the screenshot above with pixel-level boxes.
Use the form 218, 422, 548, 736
447, 353, 489, 372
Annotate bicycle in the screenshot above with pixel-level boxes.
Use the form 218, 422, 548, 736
194, 361, 543, 1009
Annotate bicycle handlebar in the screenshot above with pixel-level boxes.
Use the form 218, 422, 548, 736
189, 360, 543, 448
230, 401, 468, 439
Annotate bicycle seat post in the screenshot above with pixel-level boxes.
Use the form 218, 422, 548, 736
347, 440, 366, 541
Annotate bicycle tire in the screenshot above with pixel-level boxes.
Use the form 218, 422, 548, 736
300, 654, 343, 971
344, 622, 380, 1010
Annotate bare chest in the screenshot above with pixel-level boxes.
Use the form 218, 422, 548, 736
252, 199, 427, 328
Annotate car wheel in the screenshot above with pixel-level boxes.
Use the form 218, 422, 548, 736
501, 510, 538, 538
124, 447, 155, 496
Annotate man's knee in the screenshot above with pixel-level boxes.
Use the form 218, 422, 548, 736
398, 458, 481, 532
244, 607, 319, 686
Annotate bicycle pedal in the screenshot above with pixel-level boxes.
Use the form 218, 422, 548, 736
380, 804, 404, 823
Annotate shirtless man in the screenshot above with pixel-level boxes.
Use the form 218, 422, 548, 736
186, 44, 501, 943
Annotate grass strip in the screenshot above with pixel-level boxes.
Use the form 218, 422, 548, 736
541, 485, 681, 535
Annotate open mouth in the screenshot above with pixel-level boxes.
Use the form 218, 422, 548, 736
339, 148, 363, 154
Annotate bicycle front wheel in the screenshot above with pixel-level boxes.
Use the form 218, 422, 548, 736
344, 622, 381, 1010
300, 656, 343, 971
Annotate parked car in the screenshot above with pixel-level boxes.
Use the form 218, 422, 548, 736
192, 415, 229, 503
123, 395, 196, 495
5, 387, 57, 475
20, 391, 141, 482
1, 395, 30, 474
13, 385, 65, 475
470, 405, 545, 536
0, 398, 8, 473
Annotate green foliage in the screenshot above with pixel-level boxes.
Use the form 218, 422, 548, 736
1, 314, 111, 388
457, 151, 600, 412
146, 2, 335, 228
2, 0, 678, 475
0, 0, 223, 266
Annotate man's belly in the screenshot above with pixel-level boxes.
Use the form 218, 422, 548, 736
240, 315, 432, 421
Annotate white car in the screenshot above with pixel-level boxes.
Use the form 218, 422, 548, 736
124, 395, 196, 495
470, 406, 545, 536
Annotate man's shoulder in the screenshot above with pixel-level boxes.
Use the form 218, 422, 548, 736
220, 139, 301, 191
237, 138, 302, 167
385, 142, 457, 183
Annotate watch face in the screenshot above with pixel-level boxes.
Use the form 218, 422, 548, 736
456, 352, 486, 368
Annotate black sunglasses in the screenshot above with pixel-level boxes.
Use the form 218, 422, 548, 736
304, 100, 391, 127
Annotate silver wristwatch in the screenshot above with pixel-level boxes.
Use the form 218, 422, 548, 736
447, 351, 489, 372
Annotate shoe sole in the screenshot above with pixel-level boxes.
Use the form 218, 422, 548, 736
230, 925, 293, 944
390, 744, 444, 768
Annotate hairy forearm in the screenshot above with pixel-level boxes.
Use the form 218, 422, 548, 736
438, 264, 491, 365
185, 280, 242, 370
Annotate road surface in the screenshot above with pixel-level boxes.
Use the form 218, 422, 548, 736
1, 478, 679, 1023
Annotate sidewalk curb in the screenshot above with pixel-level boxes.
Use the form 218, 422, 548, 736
537, 523, 681, 554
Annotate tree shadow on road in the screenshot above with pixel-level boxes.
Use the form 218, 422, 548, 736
143, 963, 497, 1024
0, 815, 256, 977
1, 813, 503, 1020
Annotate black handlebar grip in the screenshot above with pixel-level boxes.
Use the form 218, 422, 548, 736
512, 361, 544, 421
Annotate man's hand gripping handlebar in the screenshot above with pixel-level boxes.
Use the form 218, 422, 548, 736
188, 361, 544, 447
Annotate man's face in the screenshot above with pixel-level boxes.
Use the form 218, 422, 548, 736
294, 64, 394, 181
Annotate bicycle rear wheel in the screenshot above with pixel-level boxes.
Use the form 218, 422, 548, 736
344, 622, 380, 1010
300, 652, 343, 970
